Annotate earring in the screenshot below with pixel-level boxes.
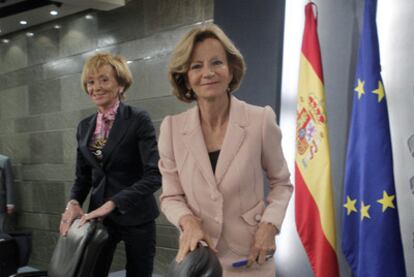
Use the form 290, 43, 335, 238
185, 90, 192, 98
226, 87, 231, 92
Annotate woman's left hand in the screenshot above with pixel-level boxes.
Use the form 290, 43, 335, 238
247, 222, 278, 267
78, 200, 116, 227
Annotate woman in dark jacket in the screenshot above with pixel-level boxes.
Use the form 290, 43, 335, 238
59, 52, 161, 277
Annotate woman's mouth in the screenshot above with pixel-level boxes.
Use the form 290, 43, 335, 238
201, 81, 218, 86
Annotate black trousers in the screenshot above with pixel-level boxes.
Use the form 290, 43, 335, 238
92, 219, 156, 277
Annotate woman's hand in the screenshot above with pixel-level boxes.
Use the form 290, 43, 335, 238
78, 200, 116, 227
176, 214, 216, 263
60, 200, 84, 236
247, 222, 278, 267
6, 205, 15, 215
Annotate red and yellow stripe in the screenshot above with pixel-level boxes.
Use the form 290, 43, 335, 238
295, 3, 339, 277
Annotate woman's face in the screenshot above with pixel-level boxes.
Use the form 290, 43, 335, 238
86, 64, 124, 110
186, 38, 233, 102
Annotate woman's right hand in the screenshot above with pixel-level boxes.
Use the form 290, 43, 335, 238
59, 200, 84, 236
176, 214, 215, 263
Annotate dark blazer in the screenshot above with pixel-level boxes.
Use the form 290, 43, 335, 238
70, 102, 161, 226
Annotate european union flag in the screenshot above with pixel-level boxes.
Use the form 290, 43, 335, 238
342, 0, 406, 276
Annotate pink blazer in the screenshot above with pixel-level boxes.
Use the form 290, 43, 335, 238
159, 96, 293, 256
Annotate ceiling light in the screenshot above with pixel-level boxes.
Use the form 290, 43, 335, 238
26, 32, 34, 37
85, 14, 93, 20
127, 60, 133, 64
2, 39, 10, 43
50, 10, 58, 16
20, 20, 28, 25
54, 25, 61, 29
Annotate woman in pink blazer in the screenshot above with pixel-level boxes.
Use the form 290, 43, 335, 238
159, 24, 293, 276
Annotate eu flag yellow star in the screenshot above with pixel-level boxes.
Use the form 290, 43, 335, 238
354, 79, 365, 99
377, 190, 395, 212
344, 196, 358, 215
372, 80, 385, 102
360, 201, 371, 221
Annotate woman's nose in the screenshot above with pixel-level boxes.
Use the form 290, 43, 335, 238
203, 67, 215, 78
93, 81, 102, 91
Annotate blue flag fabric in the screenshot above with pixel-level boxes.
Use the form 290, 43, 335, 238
342, 0, 406, 276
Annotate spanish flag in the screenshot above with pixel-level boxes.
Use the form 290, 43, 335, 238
295, 3, 339, 277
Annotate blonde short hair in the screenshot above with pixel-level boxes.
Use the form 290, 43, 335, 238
81, 52, 133, 100
168, 23, 246, 103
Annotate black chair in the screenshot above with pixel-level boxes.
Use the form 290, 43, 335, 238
9, 231, 32, 268
11, 219, 108, 277
166, 243, 222, 277
0, 233, 19, 277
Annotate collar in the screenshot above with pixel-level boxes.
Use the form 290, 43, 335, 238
181, 95, 248, 135
97, 100, 120, 121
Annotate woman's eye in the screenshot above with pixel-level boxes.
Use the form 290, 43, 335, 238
190, 64, 201, 70
213, 60, 223, 65
87, 80, 94, 86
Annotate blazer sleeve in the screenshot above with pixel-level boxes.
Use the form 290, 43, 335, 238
260, 106, 293, 231
70, 125, 93, 205
3, 158, 15, 206
111, 110, 161, 214
158, 116, 193, 228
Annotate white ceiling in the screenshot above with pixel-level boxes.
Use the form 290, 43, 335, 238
0, 0, 125, 37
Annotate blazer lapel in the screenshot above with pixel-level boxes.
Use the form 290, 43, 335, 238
102, 102, 131, 166
215, 96, 247, 185
79, 113, 101, 170
181, 106, 217, 189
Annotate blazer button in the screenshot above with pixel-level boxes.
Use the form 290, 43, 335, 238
210, 194, 217, 201
254, 214, 262, 222
214, 216, 221, 223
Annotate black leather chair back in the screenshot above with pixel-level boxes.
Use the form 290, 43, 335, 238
9, 231, 32, 267
166, 245, 222, 277
0, 233, 18, 277
48, 219, 108, 277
